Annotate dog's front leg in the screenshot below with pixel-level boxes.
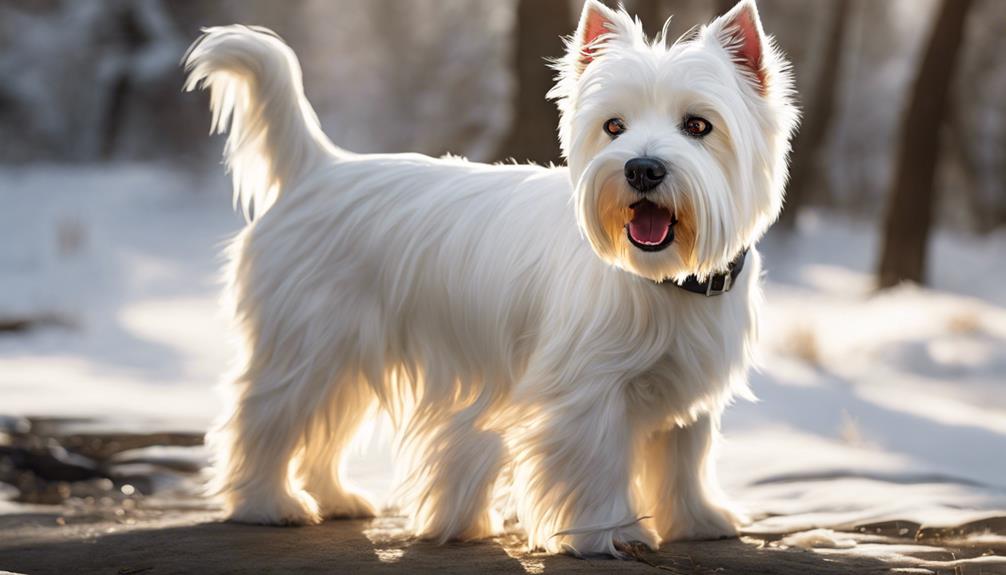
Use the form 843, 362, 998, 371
639, 412, 745, 542
512, 388, 658, 556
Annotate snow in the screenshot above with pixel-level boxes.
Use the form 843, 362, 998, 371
2, 163, 1005, 564
778, 528, 857, 549
719, 211, 1006, 541
0, 164, 239, 431
817, 543, 1006, 571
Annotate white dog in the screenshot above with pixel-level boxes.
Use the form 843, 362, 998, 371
185, 0, 797, 557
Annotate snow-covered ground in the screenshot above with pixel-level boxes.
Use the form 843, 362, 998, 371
1, 164, 237, 431
2, 163, 1005, 567
725, 212, 1006, 534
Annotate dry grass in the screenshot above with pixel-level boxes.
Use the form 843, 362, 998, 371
56, 217, 86, 258
839, 410, 866, 446
946, 311, 983, 335
782, 323, 822, 367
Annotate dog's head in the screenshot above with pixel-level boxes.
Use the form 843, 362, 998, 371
553, 0, 798, 283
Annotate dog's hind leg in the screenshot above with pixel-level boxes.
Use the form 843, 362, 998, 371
406, 398, 506, 542
211, 368, 331, 526
296, 377, 377, 519
210, 309, 360, 526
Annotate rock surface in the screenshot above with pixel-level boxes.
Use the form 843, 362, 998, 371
0, 511, 907, 575
3, 503, 1005, 575
2, 418, 1005, 574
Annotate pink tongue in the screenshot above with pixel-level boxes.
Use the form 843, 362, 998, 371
628, 202, 672, 245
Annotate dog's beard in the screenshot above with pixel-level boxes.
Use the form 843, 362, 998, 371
575, 152, 720, 284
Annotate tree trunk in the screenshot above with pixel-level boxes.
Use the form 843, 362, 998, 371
778, 0, 851, 229
715, 0, 735, 17
494, 0, 572, 165
876, 0, 974, 289
626, 0, 671, 40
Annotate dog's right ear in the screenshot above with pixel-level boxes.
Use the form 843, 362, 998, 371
552, 1, 636, 158
569, 0, 631, 77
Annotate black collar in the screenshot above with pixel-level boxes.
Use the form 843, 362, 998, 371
670, 248, 748, 296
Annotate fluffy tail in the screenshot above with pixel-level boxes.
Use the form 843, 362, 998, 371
184, 25, 341, 221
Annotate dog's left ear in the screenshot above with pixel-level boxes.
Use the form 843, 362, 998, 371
704, 0, 772, 96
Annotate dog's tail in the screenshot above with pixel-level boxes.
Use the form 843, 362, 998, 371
184, 25, 342, 221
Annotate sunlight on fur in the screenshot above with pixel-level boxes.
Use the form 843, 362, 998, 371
184, 0, 798, 558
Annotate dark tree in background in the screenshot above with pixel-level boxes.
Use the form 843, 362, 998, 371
627, 0, 671, 39
624, 1, 713, 44
777, 0, 850, 229
877, 0, 975, 289
494, 0, 572, 165
951, 0, 1006, 233
715, 0, 735, 17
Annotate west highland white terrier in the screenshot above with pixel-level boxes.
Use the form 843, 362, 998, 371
185, 0, 797, 556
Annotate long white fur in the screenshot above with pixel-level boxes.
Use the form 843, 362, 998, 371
184, 0, 797, 557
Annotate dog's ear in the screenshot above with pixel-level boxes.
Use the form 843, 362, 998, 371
704, 0, 771, 95
570, 0, 630, 76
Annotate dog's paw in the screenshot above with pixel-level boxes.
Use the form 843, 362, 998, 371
559, 521, 660, 558
660, 502, 744, 542
316, 490, 376, 520
613, 539, 657, 560
227, 489, 322, 526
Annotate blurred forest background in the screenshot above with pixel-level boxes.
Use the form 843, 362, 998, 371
1, 0, 1004, 288
2, 4, 1006, 568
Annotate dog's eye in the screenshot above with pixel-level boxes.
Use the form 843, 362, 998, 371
683, 116, 713, 138
603, 118, 626, 137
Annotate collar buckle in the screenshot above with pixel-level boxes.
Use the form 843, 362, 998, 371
704, 271, 732, 296
668, 247, 748, 296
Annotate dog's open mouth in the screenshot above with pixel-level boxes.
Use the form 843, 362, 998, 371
626, 199, 676, 252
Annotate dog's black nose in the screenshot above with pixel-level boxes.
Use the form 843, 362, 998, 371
624, 157, 666, 193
